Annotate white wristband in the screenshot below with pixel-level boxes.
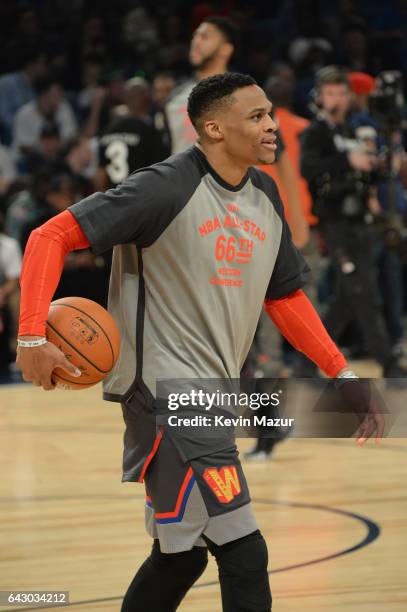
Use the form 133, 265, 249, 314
334, 369, 359, 388
17, 337, 48, 348
337, 369, 359, 379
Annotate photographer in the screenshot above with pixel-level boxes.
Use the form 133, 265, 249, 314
349, 71, 407, 355
299, 66, 406, 378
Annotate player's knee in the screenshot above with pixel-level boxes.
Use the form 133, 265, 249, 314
121, 541, 208, 612
205, 529, 268, 572
204, 530, 271, 611
150, 539, 208, 577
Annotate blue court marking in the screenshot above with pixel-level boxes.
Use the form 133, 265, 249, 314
198, 498, 380, 583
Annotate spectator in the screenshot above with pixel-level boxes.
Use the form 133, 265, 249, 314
80, 14, 109, 59
59, 137, 97, 197
152, 72, 176, 110
349, 71, 407, 353
298, 66, 406, 378
19, 174, 76, 250
0, 211, 22, 372
260, 73, 317, 231
122, 7, 159, 59
25, 124, 62, 174
97, 77, 169, 190
336, 22, 372, 73
0, 46, 46, 145
76, 52, 106, 126
9, 171, 110, 306
155, 14, 190, 73
0, 142, 17, 198
13, 76, 78, 164
82, 68, 125, 138
14, 6, 42, 47
288, 36, 334, 117
151, 72, 176, 152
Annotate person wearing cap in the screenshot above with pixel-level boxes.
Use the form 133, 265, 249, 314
297, 66, 407, 380
349, 71, 407, 356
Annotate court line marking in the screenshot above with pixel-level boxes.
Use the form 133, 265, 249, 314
1, 498, 380, 611
2, 437, 402, 609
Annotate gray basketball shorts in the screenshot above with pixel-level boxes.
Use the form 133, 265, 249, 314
143, 432, 259, 553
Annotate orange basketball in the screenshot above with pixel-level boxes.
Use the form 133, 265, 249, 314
46, 297, 121, 390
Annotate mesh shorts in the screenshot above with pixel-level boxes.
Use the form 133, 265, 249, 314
143, 432, 258, 553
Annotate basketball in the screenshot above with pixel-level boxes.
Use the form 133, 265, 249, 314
46, 297, 121, 390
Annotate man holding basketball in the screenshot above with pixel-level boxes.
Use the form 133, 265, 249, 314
16, 73, 381, 612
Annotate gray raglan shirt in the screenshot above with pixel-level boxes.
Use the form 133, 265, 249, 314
69, 146, 309, 407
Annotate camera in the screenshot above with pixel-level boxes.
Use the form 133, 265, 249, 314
314, 169, 371, 219
369, 71, 405, 130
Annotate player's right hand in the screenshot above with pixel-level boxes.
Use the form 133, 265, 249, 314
16, 337, 81, 391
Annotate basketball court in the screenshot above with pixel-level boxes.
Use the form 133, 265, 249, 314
1, 380, 406, 611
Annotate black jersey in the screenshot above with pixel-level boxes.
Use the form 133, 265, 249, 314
99, 116, 168, 188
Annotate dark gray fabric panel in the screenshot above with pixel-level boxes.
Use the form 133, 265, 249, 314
249, 168, 310, 299
69, 149, 203, 254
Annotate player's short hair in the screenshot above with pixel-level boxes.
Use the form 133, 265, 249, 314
187, 72, 257, 132
203, 16, 240, 55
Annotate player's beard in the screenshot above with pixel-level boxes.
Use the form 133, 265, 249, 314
191, 48, 221, 72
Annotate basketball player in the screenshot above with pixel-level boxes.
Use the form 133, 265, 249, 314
166, 16, 309, 248
97, 77, 169, 190
16, 74, 381, 612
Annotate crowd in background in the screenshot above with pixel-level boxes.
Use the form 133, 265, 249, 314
1, 0, 407, 378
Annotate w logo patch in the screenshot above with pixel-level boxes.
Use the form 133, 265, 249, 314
203, 466, 242, 503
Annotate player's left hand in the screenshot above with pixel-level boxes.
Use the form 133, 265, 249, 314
354, 403, 385, 446
337, 378, 385, 445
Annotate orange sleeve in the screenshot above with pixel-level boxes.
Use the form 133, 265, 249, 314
264, 289, 347, 377
18, 210, 90, 337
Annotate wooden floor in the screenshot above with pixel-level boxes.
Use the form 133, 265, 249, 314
0, 382, 406, 612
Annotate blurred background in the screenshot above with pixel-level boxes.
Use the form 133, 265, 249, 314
1, 4, 407, 608
1, 0, 407, 385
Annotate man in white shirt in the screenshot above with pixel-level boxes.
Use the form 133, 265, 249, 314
0, 46, 46, 145
13, 76, 77, 163
0, 143, 16, 194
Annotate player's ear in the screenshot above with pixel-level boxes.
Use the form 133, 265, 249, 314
203, 120, 223, 142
